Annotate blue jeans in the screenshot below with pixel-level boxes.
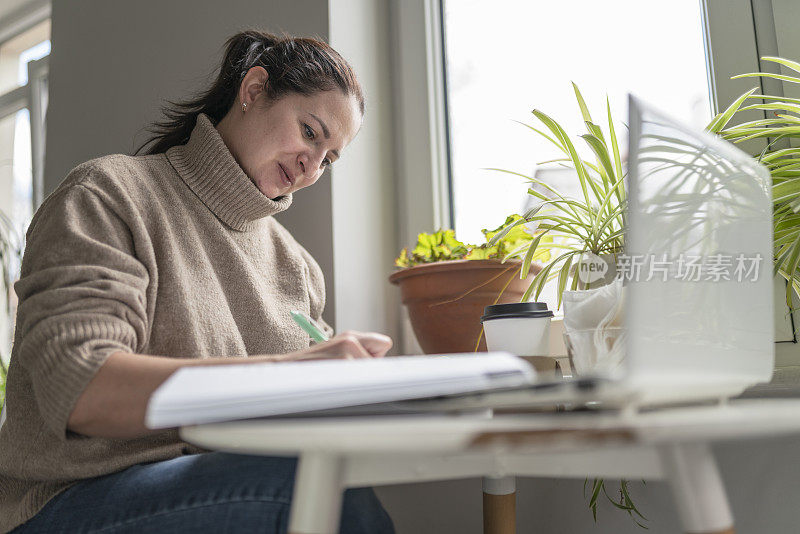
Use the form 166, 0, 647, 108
12, 452, 395, 533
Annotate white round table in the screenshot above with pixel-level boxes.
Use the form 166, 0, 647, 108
181, 398, 800, 534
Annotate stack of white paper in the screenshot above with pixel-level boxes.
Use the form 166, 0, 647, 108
146, 352, 534, 428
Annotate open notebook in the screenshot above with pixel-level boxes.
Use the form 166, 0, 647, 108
145, 352, 534, 428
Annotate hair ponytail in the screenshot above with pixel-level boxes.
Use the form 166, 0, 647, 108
135, 30, 364, 155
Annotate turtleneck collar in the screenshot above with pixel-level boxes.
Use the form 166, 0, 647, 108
166, 113, 293, 231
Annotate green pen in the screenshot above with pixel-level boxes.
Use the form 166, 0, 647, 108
290, 310, 330, 343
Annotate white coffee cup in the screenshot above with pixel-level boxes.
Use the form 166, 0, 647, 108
481, 302, 554, 357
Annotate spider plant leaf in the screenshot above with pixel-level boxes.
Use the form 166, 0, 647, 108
738, 101, 800, 114
581, 133, 615, 188
487, 168, 566, 198
730, 126, 800, 144
774, 113, 800, 123
761, 56, 800, 75
535, 217, 593, 238
773, 179, 800, 204
597, 229, 626, 250
596, 206, 625, 238
761, 147, 800, 164
607, 97, 626, 209
769, 162, 800, 174
536, 158, 572, 165
746, 93, 800, 106
501, 170, 593, 225
526, 188, 559, 206
772, 170, 800, 178
585, 121, 606, 143
589, 478, 604, 522
531, 109, 596, 209
573, 82, 594, 125
784, 232, 800, 292
724, 116, 800, 129
523, 254, 562, 302
521, 231, 548, 278
602, 483, 633, 512
513, 120, 567, 155
620, 480, 647, 520
774, 233, 800, 248
732, 72, 800, 84
706, 87, 759, 134
596, 181, 626, 228
556, 254, 575, 309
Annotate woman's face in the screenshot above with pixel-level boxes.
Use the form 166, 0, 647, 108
217, 67, 362, 199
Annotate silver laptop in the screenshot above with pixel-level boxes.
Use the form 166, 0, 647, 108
618, 94, 773, 405
359, 95, 774, 414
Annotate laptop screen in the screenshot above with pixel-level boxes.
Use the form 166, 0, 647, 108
625, 95, 773, 386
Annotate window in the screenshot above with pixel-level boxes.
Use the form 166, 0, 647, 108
0, 17, 50, 364
393, 0, 800, 355
441, 0, 712, 311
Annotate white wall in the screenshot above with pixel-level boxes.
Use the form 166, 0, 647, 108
328, 0, 400, 342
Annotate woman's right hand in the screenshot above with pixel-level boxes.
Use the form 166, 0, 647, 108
278, 331, 394, 362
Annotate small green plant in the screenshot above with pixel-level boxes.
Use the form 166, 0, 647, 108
394, 214, 552, 268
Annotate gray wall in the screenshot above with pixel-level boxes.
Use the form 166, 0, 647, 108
45, 0, 337, 327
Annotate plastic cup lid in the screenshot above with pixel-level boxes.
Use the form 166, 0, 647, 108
481, 302, 554, 322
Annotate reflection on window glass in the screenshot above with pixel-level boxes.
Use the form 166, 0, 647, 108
443, 0, 711, 245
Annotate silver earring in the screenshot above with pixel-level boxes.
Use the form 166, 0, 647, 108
242, 102, 247, 112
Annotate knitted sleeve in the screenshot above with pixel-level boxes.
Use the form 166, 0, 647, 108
297, 246, 334, 338
13, 172, 149, 438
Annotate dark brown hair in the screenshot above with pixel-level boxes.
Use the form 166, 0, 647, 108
135, 30, 365, 155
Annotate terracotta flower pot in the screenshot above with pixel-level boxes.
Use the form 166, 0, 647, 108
388, 259, 542, 354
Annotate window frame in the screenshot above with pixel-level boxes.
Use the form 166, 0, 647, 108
390, 0, 785, 354
0, 1, 51, 365
0, 0, 51, 209
390, 0, 453, 249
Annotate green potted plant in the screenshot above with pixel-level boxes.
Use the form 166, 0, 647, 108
707, 56, 800, 305
484, 84, 647, 525
490, 72, 800, 326
389, 215, 551, 354
486, 83, 626, 309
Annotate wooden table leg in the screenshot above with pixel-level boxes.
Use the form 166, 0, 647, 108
289, 453, 344, 534
659, 443, 735, 534
482, 476, 516, 534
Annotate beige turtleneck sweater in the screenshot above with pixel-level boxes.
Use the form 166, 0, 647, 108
0, 114, 333, 533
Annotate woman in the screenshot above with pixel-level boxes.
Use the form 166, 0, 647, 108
0, 30, 395, 533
